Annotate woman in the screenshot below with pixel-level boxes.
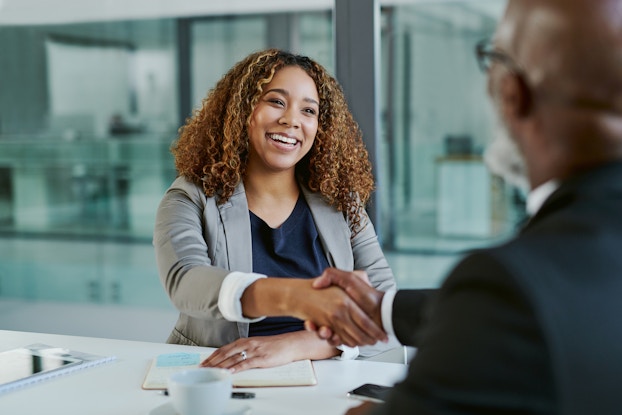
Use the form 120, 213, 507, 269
154, 49, 397, 372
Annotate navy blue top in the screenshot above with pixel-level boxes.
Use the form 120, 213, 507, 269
248, 195, 330, 337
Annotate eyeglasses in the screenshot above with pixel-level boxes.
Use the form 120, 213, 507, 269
474, 38, 523, 74
475, 38, 616, 112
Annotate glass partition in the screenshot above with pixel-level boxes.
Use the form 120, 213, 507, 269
378, 0, 517, 288
0, 1, 516, 308
0, 11, 333, 306
0, 19, 179, 239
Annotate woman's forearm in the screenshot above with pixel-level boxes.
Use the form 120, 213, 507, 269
282, 330, 341, 361
200, 328, 341, 372
240, 277, 309, 318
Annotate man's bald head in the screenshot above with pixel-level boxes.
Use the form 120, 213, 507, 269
487, 0, 622, 187
498, 0, 622, 112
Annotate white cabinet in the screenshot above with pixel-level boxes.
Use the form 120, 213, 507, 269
436, 156, 500, 237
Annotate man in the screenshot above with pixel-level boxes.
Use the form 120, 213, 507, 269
308, 0, 622, 413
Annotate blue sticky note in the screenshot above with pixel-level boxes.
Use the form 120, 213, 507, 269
156, 353, 201, 367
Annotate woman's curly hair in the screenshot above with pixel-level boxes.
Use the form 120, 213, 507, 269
172, 48, 375, 232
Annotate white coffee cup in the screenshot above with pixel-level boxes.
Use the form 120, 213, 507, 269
168, 368, 233, 415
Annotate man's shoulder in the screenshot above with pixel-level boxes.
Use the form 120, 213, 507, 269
436, 237, 550, 305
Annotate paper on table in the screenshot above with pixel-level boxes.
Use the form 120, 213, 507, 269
232, 359, 317, 387
141, 352, 317, 389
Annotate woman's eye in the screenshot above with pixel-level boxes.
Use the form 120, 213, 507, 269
304, 108, 317, 116
268, 98, 284, 106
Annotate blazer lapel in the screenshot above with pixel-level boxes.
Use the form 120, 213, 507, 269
521, 161, 622, 233
218, 183, 253, 273
301, 186, 353, 270
519, 187, 572, 233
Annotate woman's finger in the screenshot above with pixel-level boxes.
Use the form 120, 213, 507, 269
201, 340, 248, 367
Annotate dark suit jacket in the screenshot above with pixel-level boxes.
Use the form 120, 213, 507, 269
380, 161, 622, 414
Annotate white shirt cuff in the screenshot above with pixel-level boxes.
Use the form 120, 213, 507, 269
333, 345, 360, 360
381, 289, 397, 338
218, 271, 267, 322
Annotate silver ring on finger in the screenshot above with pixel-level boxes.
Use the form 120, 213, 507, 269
240, 350, 247, 361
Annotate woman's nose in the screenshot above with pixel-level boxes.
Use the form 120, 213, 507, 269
279, 109, 301, 128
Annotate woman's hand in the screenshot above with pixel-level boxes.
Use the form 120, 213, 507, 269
200, 330, 339, 373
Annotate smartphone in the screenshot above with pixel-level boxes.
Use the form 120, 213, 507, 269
346, 383, 392, 403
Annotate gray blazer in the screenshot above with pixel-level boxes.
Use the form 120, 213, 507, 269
154, 176, 396, 355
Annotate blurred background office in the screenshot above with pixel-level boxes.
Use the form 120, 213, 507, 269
0, 0, 519, 342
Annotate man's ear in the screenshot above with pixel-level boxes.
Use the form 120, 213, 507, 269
498, 73, 532, 118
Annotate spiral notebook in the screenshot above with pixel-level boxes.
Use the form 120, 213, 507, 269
0, 343, 116, 394
142, 352, 317, 389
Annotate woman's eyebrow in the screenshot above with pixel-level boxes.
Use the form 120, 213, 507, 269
265, 88, 319, 106
304, 97, 320, 106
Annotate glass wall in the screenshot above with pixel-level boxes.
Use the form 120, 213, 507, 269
0, 19, 179, 239
0, 0, 518, 309
189, 12, 332, 114
378, 0, 518, 288
0, 18, 180, 306
0, 10, 332, 307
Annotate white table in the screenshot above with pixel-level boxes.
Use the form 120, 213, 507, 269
0, 330, 407, 415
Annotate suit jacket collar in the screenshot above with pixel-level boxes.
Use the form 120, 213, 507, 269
522, 161, 622, 232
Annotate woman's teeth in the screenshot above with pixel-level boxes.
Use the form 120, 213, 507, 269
269, 133, 297, 145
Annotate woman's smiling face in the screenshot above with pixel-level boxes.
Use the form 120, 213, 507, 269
247, 65, 320, 175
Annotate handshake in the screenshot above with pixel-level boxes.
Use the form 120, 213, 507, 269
296, 268, 389, 348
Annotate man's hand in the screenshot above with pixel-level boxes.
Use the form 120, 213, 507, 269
292, 278, 387, 347
305, 268, 387, 346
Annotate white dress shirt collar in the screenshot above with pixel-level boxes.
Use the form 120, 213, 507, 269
526, 179, 560, 216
